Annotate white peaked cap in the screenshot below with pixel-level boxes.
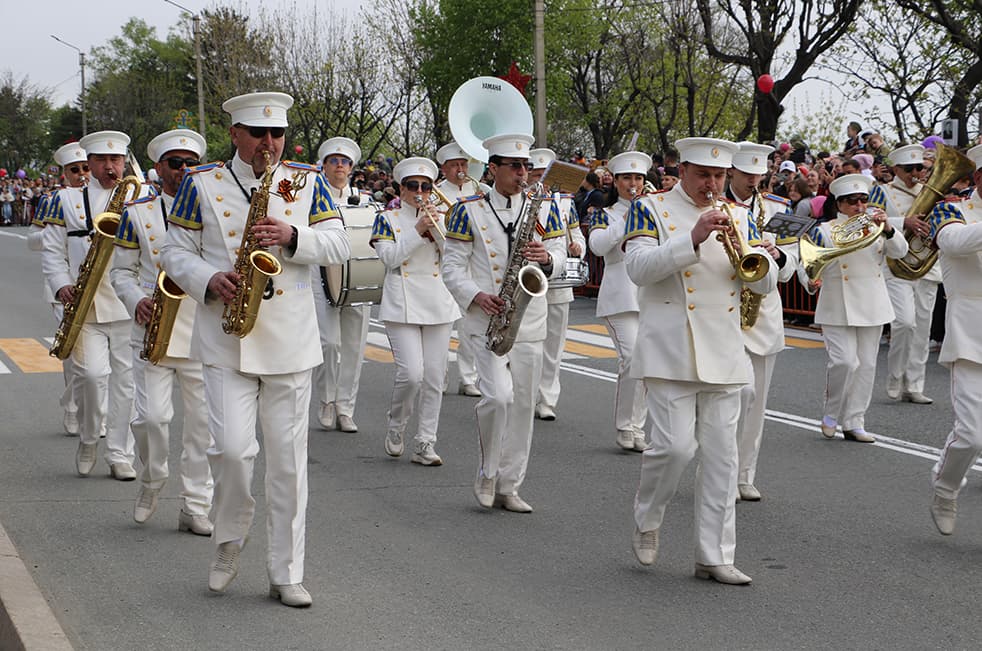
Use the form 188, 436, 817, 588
317, 137, 361, 165
79, 130, 130, 156
436, 142, 468, 165
675, 137, 738, 168
529, 148, 556, 170
393, 157, 439, 183
54, 143, 87, 167
967, 143, 982, 171
483, 133, 534, 160
222, 91, 293, 127
732, 142, 774, 175
889, 144, 926, 166
146, 129, 206, 162
829, 173, 873, 198
608, 151, 652, 176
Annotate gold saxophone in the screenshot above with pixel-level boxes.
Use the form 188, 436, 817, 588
50, 175, 143, 360
140, 271, 187, 364
222, 152, 283, 338
709, 193, 770, 329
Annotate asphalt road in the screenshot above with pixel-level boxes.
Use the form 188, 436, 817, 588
0, 225, 980, 650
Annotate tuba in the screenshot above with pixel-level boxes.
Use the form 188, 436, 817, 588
709, 193, 770, 329
50, 175, 143, 360
140, 271, 187, 364
886, 142, 976, 280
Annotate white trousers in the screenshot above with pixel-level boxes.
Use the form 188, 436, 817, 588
316, 304, 369, 417
603, 312, 646, 434
131, 353, 213, 516
384, 321, 452, 443
455, 317, 478, 386
72, 319, 134, 465
822, 324, 881, 431
473, 336, 543, 495
932, 360, 982, 499
737, 351, 777, 485
202, 364, 311, 585
52, 303, 79, 417
886, 277, 939, 393
634, 378, 741, 566
537, 302, 570, 409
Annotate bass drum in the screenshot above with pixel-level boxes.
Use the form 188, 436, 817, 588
321, 204, 385, 306
549, 256, 589, 289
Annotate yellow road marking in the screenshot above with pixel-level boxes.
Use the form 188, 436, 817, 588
570, 324, 608, 334
563, 340, 618, 358
785, 336, 824, 349
364, 344, 394, 363
0, 339, 64, 373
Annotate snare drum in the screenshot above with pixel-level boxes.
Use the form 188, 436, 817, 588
549, 256, 589, 289
321, 205, 385, 306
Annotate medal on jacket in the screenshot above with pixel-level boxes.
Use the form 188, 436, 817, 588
277, 170, 309, 203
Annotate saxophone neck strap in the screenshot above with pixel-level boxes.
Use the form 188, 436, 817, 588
487, 192, 526, 255
82, 187, 94, 234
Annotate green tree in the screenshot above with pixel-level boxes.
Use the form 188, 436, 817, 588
47, 105, 84, 154
0, 72, 52, 173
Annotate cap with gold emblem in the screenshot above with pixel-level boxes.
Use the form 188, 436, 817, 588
53, 142, 87, 167
317, 137, 361, 166
79, 130, 131, 157
146, 129, 206, 162
731, 141, 774, 175
393, 157, 438, 183
222, 91, 293, 127
529, 148, 556, 171
483, 133, 534, 160
436, 142, 468, 165
829, 173, 873, 198
967, 143, 982, 171
675, 137, 738, 168
608, 151, 653, 176
888, 144, 925, 167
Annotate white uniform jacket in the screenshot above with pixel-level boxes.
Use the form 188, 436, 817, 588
441, 189, 567, 343
545, 193, 586, 305
930, 193, 982, 366
370, 205, 460, 325
42, 183, 144, 324
590, 197, 640, 317
870, 179, 942, 282
327, 182, 373, 207
161, 157, 350, 375
112, 192, 196, 358
623, 184, 778, 384
28, 194, 56, 304
801, 214, 908, 326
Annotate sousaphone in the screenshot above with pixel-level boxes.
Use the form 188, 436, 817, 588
448, 76, 534, 165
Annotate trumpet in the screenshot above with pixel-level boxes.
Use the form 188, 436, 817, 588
415, 192, 447, 240
455, 171, 483, 194
709, 193, 770, 329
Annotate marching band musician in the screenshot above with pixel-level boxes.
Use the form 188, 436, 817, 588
529, 148, 586, 422
161, 92, 349, 607
42, 131, 145, 480
435, 142, 483, 398
925, 143, 982, 536
726, 142, 798, 502
868, 144, 937, 404
589, 150, 650, 452
801, 174, 907, 443
442, 133, 567, 513
313, 136, 371, 433
625, 138, 778, 585
371, 157, 461, 466
31, 143, 86, 436
110, 128, 214, 534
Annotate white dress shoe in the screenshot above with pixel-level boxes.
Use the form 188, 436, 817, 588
63, 410, 79, 436
616, 430, 635, 450
410, 441, 442, 466
458, 382, 481, 397
535, 404, 557, 421
318, 402, 336, 430
209, 541, 243, 593
76, 442, 98, 477
930, 494, 957, 535
337, 414, 358, 433
270, 583, 312, 608
738, 483, 761, 501
179, 510, 214, 536
473, 474, 496, 509
820, 416, 837, 439
632, 528, 659, 565
110, 462, 137, 481
903, 391, 933, 405
886, 377, 902, 400
384, 431, 404, 457
133, 486, 159, 523
494, 493, 533, 513
842, 428, 875, 443
632, 433, 650, 452
694, 563, 752, 585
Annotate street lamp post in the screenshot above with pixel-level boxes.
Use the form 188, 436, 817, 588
164, 0, 206, 141
50, 35, 87, 136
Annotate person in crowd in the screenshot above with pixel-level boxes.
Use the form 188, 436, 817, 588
843, 122, 863, 154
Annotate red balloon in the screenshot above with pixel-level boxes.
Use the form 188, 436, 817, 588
756, 74, 774, 94
0, 168, 7, 178
294, 145, 304, 154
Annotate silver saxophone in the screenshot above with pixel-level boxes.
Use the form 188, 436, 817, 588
486, 182, 550, 356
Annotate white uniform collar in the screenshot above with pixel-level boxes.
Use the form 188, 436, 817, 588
231, 153, 265, 185
490, 186, 523, 209
891, 176, 920, 193
730, 187, 753, 205
617, 196, 632, 208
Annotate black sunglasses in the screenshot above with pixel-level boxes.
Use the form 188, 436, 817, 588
841, 194, 869, 205
163, 156, 200, 170
900, 164, 924, 172
499, 161, 534, 171
403, 180, 433, 192
239, 125, 286, 139
68, 164, 89, 174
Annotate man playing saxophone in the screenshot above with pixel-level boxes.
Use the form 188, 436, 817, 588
161, 92, 350, 607
42, 131, 147, 480
441, 133, 566, 513
110, 128, 213, 535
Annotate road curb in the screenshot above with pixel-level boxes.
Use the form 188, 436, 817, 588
0, 519, 72, 650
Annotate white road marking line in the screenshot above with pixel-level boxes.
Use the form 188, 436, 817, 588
0, 359, 10, 374
0, 231, 27, 240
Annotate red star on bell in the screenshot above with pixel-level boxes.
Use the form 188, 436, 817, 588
499, 62, 532, 95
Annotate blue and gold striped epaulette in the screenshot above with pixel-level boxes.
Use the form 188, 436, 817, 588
762, 192, 791, 206
124, 194, 156, 208
186, 161, 223, 175
282, 160, 321, 173
557, 192, 575, 199
458, 194, 484, 203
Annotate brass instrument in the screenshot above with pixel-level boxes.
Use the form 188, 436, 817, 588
709, 193, 770, 329
886, 142, 976, 280
50, 175, 143, 360
140, 271, 187, 364
799, 211, 884, 282
415, 191, 447, 240
221, 152, 283, 338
